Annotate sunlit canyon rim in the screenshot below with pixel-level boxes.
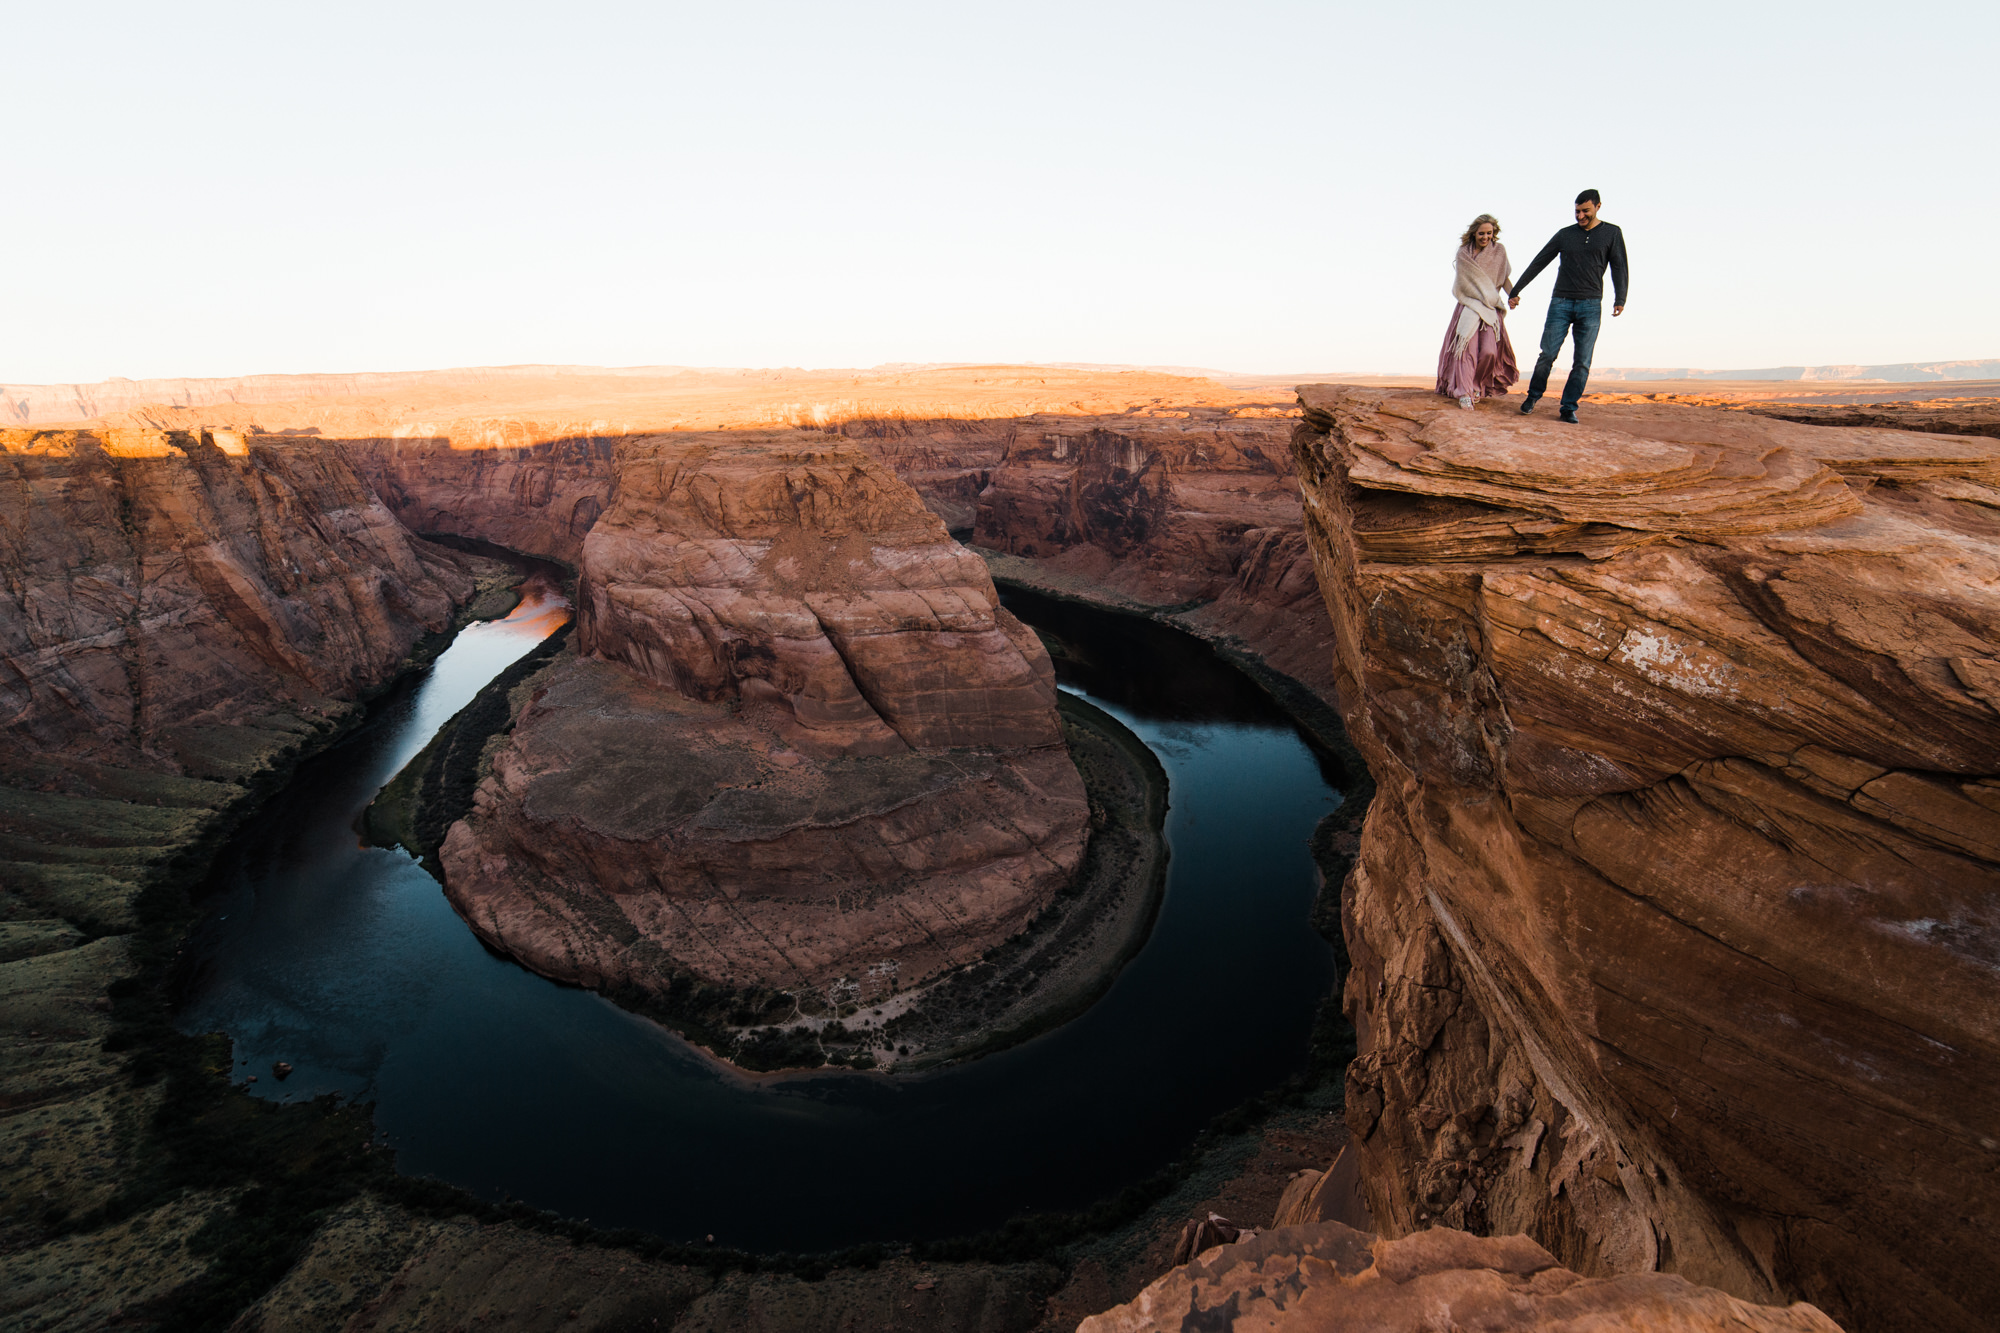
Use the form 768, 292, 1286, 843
4, 364, 1997, 1331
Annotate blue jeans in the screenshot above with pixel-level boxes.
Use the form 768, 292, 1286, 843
1526, 297, 1602, 411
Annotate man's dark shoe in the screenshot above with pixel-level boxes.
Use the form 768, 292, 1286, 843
1518, 399, 1537, 415
1559, 407, 1579, 424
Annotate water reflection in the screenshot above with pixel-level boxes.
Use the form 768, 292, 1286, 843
178, 574, 1340, 1251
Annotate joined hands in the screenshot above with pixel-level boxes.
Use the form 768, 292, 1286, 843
1501, 296, 1625, 315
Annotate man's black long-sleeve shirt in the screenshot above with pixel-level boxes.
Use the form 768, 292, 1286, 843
1513, 221, 1628, 306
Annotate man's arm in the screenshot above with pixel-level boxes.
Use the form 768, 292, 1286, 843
1509, 233, 1562, 308
1610, 228, 1629, 314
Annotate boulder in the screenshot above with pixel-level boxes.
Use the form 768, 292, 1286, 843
1081, 1221, 1842, 1333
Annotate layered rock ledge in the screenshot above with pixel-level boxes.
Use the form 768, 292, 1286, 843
1294, 386, 2000, 1332
441, 432, 1090, 1001
1080, 1220, 1839, 1332
1, 427, 481, 774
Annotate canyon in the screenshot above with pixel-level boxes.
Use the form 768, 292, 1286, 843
2, 367, 1351, 1333
0, 423, 514, 1330
0, 426, 487, 771
6, 363, 1991, 1331
0, 423, 505, 943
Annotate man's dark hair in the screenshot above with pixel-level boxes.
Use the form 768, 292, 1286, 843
1576, 189, 1601, 206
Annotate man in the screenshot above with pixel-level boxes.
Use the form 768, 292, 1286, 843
1508, 190, 1629, 423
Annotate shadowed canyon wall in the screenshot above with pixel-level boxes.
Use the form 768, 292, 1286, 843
338, 396, 1338, 703
851, 410, 1339, 700
345, 429, 616, 566
1, 426, 481, 779
1, 426, 499, 1326
1291, 385, 2000, 1333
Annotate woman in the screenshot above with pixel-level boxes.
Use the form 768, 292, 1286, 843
1435, 213, 1519, 408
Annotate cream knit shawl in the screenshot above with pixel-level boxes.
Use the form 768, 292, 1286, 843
1451, 242, 1511, 356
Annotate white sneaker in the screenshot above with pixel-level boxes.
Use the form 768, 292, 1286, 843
1457, 395, 1475, 410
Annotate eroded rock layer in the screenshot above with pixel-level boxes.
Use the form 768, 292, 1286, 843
1, 427, 478, 776
280, 381, 1330, 704
441, 432, 1088, 997
0, 426, 494, 1319
580, 433, 1064, 756
1080, 1221, 1839, 1333
1293, 386, 2000, 1332
343, 428, 617, 566
846, 409, 1339, 700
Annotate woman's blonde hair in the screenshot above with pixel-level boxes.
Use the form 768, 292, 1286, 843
1460, 214, 1501, 247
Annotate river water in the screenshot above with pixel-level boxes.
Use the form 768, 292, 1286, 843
177, 577, 1342, 1252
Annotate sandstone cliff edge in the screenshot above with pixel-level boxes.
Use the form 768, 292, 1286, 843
1293, 385, 2000, 1332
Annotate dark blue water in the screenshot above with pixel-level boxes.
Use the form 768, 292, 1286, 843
178, 580, 1341, 1251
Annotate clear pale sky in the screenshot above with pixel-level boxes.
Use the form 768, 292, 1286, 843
5, 1, 1993, 382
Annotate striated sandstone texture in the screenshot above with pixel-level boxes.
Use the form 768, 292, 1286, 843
342, 428, 617, 565
1293, 386, 2000, 1332
970, 416, 1302, 603
74, 363, 1336, 705
967, 414, 1336, 693
0, 427, 477, 776
1587, 389, 2000, 445
1079, 1221, 1841, 1333
1736, 397, 2000, 442
0, 423, 482, 1030
336, 402, 1341, 709
441, 432, 1088, 998
579, 434, 1065, 756
0, 426, 497, 1331
843, 409, 1339, 701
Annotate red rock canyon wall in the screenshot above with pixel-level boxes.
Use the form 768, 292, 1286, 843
1, 427, 479, 779
1292, 385, 2000, 1332
850, 410, 1340, 700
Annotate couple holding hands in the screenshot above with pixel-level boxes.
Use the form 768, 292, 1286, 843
1437, 189, 1630, 423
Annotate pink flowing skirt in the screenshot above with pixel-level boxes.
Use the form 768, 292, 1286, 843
1434, 306, 1519, 400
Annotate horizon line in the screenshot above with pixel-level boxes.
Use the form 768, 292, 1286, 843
6, 356, 1999, 390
